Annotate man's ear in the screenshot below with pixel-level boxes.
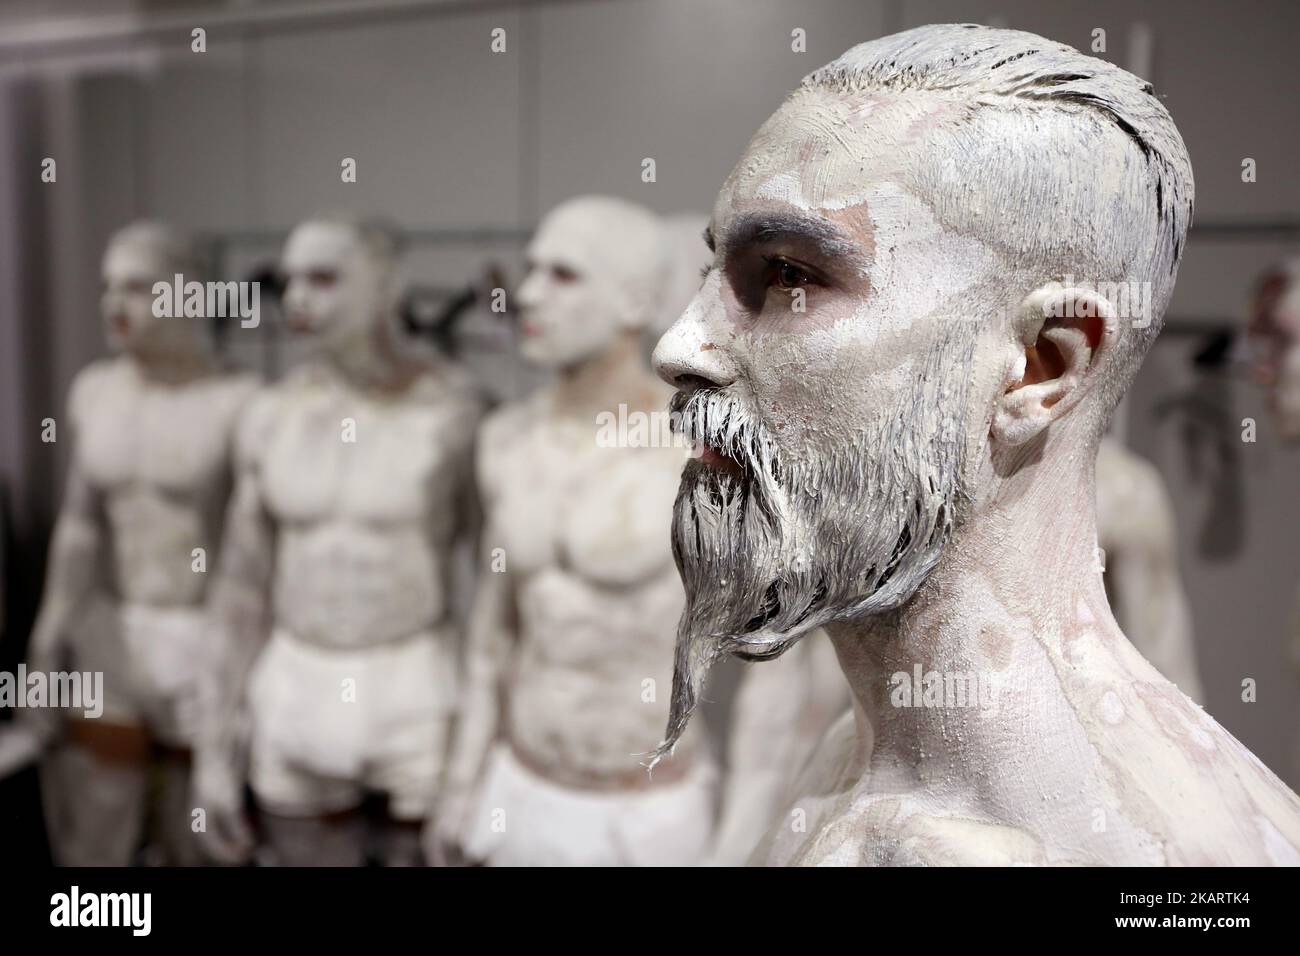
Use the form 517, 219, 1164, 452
991, 285, 1116, 447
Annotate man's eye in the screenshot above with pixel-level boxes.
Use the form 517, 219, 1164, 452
308, 270, 338, 288
766, 257, 814, 292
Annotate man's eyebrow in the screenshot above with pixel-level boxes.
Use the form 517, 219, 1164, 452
703, 226, 715, 252
721, 212, 864, 265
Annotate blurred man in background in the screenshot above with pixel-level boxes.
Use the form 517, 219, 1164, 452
3, 221, 257, 865
195, 215, 483, 866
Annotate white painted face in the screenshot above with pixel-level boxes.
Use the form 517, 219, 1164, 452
1252, 267, 1300, 440
659, 86, 1012, 466
651, 88, 1016, 755
101, 235, 172, 353
280, 221, 389, 351
515, 200, 651, 369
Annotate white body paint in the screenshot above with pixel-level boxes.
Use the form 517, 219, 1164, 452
652, 25, 1300, 866
196, 219, 483, 865
434, 197, 716, 866
17, 223, 256, 865
1095, 436, 1202, 703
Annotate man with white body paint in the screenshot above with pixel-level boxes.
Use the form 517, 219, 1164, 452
1095, 436, 1202, 703
652, 24, 1300, 865
431, 196, 716, 866
2, 222, 257, 865
195, 216, 483, 866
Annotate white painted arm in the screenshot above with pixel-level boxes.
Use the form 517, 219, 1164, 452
711, 634, 852, 865
710, 641, 823, 865
445, 406, 486, 637
428, 400, 485, 822
431, 408, 514, 859
9, 455, 106, 759
711, 658, 809, 865
435, 559, 514, 848
194, 434, 274, 862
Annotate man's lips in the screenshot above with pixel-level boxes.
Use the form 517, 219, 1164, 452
285, 312, 316, 333
693, 441, 744, 476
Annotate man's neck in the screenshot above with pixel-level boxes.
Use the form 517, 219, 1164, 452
127, 345, 214, 385
326, 318, 421, 395
825, 436, 1129, 796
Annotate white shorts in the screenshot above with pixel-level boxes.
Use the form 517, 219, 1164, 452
247, 627, 456, 820
462, 743, 717, 866
66, 594, 205, 746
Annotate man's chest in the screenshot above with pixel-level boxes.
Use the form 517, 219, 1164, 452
489, 435, 677, 585
258, 396, 461, 523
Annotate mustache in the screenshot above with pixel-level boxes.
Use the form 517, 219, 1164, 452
668, 386, 789, 487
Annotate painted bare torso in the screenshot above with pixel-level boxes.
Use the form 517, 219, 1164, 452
247, 359, 479, 648
481, 389, 696, 780
74, 357, 256, 608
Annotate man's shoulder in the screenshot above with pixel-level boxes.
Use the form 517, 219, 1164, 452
1074, 680, 1300, 863
1155, 714, 1300, 861
231, 376, 301, 465
478, 394, 542, 455
68, 356, 126, 403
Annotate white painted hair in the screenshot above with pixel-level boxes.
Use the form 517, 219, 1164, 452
803, 23, 1194, 404
109, 220, 203, 280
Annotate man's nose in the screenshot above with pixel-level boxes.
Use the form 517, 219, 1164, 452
652, 280, 738, 391
282, 278, 306, 310
516, 270, 544, 310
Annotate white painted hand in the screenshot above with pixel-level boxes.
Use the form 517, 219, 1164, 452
426, 784, 476, 866
0, 723, 45, 778
192, 751, 255, 864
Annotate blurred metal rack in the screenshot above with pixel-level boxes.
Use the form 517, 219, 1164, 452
1188, 220, 1300, 241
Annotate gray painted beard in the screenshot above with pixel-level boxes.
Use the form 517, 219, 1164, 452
651, 339, 972, 766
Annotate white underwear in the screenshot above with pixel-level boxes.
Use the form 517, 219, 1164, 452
247, 626, 457, 820
65, 594, 205, 746
461, 742, 717, 866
